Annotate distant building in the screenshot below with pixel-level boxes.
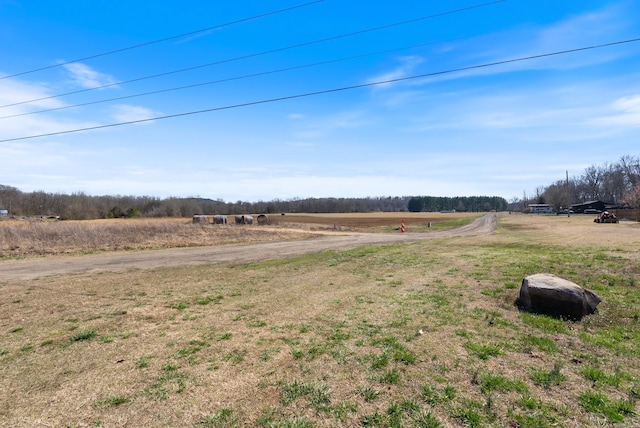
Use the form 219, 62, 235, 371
570, 200, 607, 214
528, 204, 554, 214
0, 209, 8, 216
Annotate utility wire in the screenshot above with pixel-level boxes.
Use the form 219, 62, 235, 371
0, 39, 464, 120
2, 37, 638, 144
0, 0, 325, 80
0, 0, 505, 110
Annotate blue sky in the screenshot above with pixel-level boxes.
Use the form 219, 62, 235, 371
1, 0, 639, 202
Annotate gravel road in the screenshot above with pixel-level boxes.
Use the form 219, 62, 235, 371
0, 214, 496, 281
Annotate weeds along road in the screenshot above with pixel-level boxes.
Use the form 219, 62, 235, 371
0, 214, 496, 281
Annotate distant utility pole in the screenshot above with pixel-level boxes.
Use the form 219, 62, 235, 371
566, 170, 570, 217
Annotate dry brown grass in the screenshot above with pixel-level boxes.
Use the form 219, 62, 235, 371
0, 218, 313, 258
0, 213, 462, 258
1, 213, 639, 427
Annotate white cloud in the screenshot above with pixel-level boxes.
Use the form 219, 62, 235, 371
535, 5, 625, 51
287, 141, 315, 148
0, 73, 146, 141
110, 104, 160, 123
591, 94, 640, 128
612, 94, 640, 112
0, 106, 100, 142
0, 76, 64, 113
366, 55, 424, 88
484, 3, 632, 70
400, 3, 636, 90
0, 142, 75, 183
291, 109, 368, 140
62, 62, 118, 89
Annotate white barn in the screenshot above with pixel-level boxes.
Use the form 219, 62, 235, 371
528, 204, 554, 214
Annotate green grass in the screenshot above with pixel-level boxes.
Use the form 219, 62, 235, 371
475, 372, 529, 395
412, 410, 443, 428
510, 402, 560, 428
136, 355, 153, 368
259, 416, 316, 428
464, 341, 503, 360
450, 399, 484, 428
69, 329, 97, 342
222, 349, 246, 365
356, 386, 380, 402
94, 395, 129, 408
521, 335, 559, 353
579, 366, 630, 387
20, 343, 34, 352
370, 336, 417, 364
194, 294, 224, 305
578, 391, 635, 423
280, 380, 330, 407
422, 384, 456, 405
144, 369, 190, 400
195, 408, 235, 427
530, 363, 567, 388
378, 368, 401, 384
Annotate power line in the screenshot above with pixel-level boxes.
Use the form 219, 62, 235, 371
0, 39, 465, 120
0, 0, 325, 80
0, 0, 505, 110
2, 37, 638, 144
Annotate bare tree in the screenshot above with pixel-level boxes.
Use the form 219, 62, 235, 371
543, 181, 568, 211
620, 154, 640, 190
581, 165, 603, 201
622, 183, 640, 221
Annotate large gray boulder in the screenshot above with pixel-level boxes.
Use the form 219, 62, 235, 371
518, 273, 601, 320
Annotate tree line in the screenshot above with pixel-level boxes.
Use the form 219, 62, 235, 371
512, 154, 640, 211
407, 196, 508, 213
0, 187, 415, 220
3, 154, 638, 220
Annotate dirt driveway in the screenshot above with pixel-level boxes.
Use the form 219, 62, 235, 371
0, 214, 496, 281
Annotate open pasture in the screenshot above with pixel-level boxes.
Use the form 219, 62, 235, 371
0, 212, 466, 259
1, 213, 640, 427
272, 212, 462, 230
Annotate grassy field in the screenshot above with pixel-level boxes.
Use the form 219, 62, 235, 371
1, 213, 639, 427
270, 213, 464, 231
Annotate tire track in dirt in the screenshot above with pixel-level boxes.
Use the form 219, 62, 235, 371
0, 214, 496, 280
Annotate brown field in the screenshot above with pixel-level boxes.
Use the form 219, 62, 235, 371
1, 212, 640, 427
0, 212, 465, 258
272, 212, 460, 229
